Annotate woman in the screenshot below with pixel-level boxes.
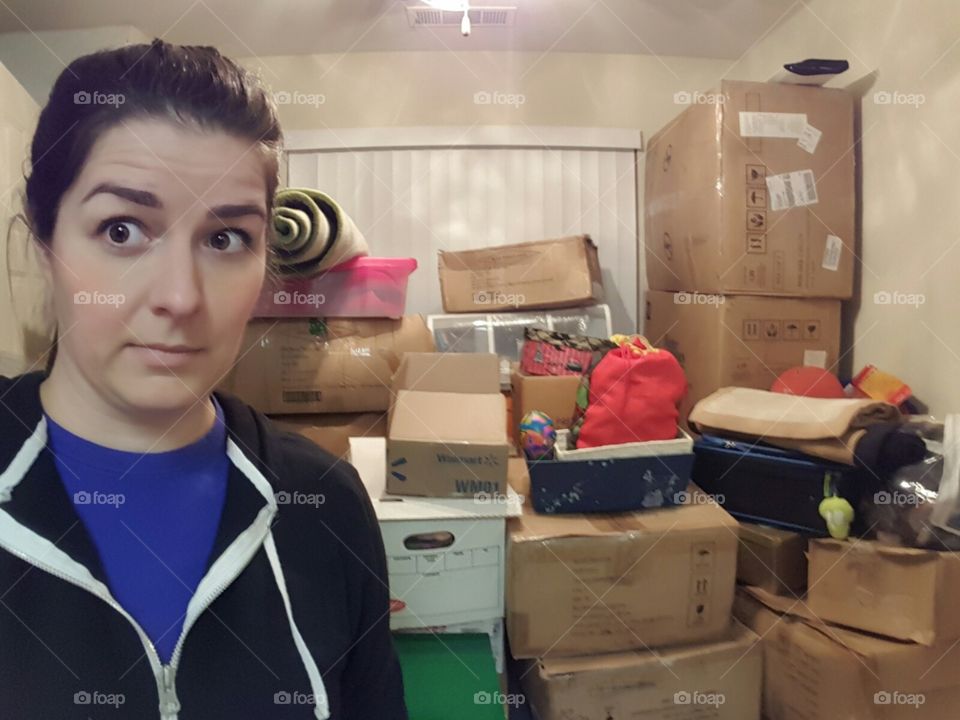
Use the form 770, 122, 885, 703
0, 39, 407, 719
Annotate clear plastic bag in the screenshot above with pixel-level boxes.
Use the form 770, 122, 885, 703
862, 417, 960, 549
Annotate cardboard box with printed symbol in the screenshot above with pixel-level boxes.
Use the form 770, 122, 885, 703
808, 538, 960, 645
644, 290, 840, 423
519, 621, 762, 720
438, 235, 604, 313
646, 80, 855, 298
387, 353, 510, 498
506, 488, 739, 659
221, 316, 435, 415
735, 586, 960, 720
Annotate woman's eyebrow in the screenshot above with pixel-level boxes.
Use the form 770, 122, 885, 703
81, 182, 266, 219
82, 182, 159, 208
208, 204, 266, 221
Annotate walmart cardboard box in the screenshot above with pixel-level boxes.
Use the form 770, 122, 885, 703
521, 621, 761, 720
438, 235, 604, 313
387, 353, 509, 498
808, 539, 960, 645
645, 80, 855, 298
645, 290, 841, 423
735, 586, 960, 720
220, 315, 435, 414
506, 489, 738, 658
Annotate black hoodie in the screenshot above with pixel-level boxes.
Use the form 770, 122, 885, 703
0, 370, 408, 719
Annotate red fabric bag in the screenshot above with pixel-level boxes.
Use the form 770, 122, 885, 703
575, 337, 686, 448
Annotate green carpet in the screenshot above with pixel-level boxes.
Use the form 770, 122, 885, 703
394, 633, 504, 720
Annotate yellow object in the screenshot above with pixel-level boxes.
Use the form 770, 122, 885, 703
818, 496, 854, 540
852, 364, 911, 405
610, 334, 661, 356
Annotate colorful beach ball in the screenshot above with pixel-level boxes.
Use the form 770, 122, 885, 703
520, 410, 557, 460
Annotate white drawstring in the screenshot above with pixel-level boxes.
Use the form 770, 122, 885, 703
263, 530, 331, 720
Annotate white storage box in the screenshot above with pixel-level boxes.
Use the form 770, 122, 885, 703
349, 437, 522, 629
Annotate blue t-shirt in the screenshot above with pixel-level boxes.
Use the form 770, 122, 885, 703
46, 396, 229, 664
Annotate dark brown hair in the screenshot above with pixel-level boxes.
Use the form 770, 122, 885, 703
15, 38, 283, 373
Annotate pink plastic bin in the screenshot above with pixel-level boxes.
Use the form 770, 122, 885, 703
253, 257, 417, 319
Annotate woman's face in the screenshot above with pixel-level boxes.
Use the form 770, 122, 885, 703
43, 117, 270, 412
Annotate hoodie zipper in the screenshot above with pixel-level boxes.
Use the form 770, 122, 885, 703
0, 538, 173, 715
0, 506, 275, 719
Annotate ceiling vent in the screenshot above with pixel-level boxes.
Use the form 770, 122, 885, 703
406, 6, 517, 28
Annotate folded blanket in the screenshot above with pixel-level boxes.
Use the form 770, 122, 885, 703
689, 387, 901, 465
270, 188, 368, 276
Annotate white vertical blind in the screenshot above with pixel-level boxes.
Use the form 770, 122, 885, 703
287, 136, 641, 331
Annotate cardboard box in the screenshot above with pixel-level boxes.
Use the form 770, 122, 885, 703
808, 538, 960, 645
349, 437, 523, 629
506, 490, 739, 658
271, 412, 387, 460
736, 521, 807, 596
735, 586, 960, 720
644, 290, 841, 423
645, 80, 855, 298
510, 366, 581, 445
219, 315, 434, 415
387, 353, 510, 498
521, 621, 761, 720
438, 235, 604, 313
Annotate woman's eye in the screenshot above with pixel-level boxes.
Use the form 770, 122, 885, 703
100, 219, 148, 247
207, 229, 251, 253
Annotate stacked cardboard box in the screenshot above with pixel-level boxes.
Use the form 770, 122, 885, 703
735, 538, 960, 719
643, 80, 856, 422
219, 315, 435, 455
436, 234, 607, 445
507, 491, 763, 719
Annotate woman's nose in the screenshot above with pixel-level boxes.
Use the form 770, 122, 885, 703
147, 234, 203, 317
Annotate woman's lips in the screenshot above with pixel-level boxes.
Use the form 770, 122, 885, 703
128, 344, 205, 368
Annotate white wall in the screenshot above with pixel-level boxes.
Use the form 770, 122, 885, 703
0, 26, 150, 103
237, 51, 729, 132
726, 0, 960, 415
235, 51, 730, 332
0, 60, 48, 375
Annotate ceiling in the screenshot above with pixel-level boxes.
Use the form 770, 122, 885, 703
0, 0, 800, 59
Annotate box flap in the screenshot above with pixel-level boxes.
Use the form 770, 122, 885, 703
391, 352, 501, 395
349, 437, 522, 520
741, 586, 960, 691
813, 537, 947, 561
389, 390, 506, 444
